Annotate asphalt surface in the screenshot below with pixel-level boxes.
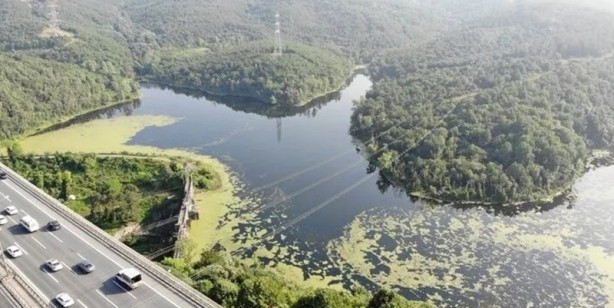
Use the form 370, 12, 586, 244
0, 176, 196, 308
0, 284, 20, 308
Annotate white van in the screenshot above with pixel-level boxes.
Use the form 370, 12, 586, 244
20, 216, 39, 232
116, 268, 142, 289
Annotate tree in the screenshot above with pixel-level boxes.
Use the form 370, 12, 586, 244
368, 289, 413, 308
209, 279, 240, 307
6, 141, 24, 160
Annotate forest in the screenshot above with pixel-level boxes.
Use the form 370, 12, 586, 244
3, 0, 614, 304
142, 41, 352, 105
163, 244, 430, 308
0, 0, 138, 139
351, 3, 614, 203
0, 0, 439, 138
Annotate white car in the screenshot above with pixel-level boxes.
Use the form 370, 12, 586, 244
45, 259, 63, 272
4, 206, 17, 215
55, 293, 74, 307
0, 215, 7, 225
5, 246, 22, 258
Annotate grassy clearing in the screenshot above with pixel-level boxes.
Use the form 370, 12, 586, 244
19, 115, 240, 252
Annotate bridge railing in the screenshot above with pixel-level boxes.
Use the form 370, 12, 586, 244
174, 172, 195, 258
0, 162, 220, 308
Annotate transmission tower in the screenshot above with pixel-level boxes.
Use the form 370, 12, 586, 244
273, 12, 283, 56
48, 0, 61, 31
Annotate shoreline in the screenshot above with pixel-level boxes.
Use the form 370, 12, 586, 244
16, 115, 239, 253
23, 92, 141, 139
140, 65, 363, 108
355, 146, 609, 209
410, 149, 612, 207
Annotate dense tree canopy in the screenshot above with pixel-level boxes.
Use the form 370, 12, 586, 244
0, 53, 136, 138
163, 247, 429, 308
142, 41, 353, 106
122, 0, 443, 62
351, 2, 614, 203
3, 151, 219, 230
0, 0, 138, 138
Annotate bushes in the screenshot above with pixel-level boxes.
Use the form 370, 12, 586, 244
2, 151, 200, 230
163, 248, 429, 308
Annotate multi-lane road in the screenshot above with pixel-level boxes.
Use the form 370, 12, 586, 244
0, 166, 219, 308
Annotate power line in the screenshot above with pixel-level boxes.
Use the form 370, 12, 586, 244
232, 98, 464, 256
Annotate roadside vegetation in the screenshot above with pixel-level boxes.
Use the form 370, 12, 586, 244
163, 242, 431, 308
1, 143, 219, 232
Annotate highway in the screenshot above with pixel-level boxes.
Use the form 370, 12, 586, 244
0, 164, 220, 308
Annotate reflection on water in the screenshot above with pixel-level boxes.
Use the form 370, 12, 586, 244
32, 100, 142, 136
39, 74, 614, 306
158, 84, 342, 119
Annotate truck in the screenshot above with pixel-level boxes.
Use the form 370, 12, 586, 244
116, 268, 142, 289
20, 216, 39, 232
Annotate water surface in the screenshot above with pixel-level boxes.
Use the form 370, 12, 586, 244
58, 75, 614, 307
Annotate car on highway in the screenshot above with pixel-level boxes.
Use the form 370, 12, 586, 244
5, 246, 22, 258
47, 220, 61, 231
4, 206, 17, 215
116, 268, 143, 289
45, 259, 63, 272
55, 293, 74, 307
0, 215, 7, 225
0, 170, 6, 180
20, 215, 39, 232
77, 260, 95, 273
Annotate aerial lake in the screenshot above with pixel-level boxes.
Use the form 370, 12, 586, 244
49, 74, 614, 307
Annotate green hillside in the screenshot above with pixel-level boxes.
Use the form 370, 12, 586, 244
351, 2, 614, 203
143, 41, 353, 105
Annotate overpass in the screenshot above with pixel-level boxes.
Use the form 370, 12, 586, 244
0, 162, 221, 308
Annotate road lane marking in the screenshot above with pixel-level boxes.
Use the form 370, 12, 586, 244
31, 236, 47, 249
76, 253, 85, 260
21, 209, 28, 216
48, 231, 63, 243
13, 242, 27, 255
7, 216, 15, 224
112, 280, 137, 299
43, 268, 59, 283
0, 192, 10, 202
3, 180, 180, 308
143, 282, 180, 307
77, 299, 88, 308
2, 182, 124, 265
61, 261, 76, 275
95, 290, 119, 308
6, 260, 50, 302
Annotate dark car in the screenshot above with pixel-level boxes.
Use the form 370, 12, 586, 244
47, 220, 61, 231
77, 260, 95, 273
0, 170, 7, 180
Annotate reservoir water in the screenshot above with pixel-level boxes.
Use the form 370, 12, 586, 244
56, 75, 614, 307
